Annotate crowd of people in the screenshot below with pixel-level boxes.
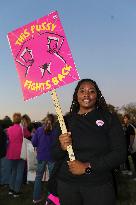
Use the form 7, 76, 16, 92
0, 113, 57, 203
0, 78, 136, 205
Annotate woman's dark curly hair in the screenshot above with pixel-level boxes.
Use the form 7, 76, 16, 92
70, 79, 108, 114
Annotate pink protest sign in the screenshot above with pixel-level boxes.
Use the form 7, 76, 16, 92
7, 11, 79, 101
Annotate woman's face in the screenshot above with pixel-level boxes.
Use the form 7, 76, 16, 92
77, 82, 97, 113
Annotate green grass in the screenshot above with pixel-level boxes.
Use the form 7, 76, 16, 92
0, 174, 136, 205
116, 172, 136, 205
0, 182, 48, 205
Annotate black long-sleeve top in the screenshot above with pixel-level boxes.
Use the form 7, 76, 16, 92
52, 109, 127, 186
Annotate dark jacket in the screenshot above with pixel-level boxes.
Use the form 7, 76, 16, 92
52, 110, 127, 186
0, 126, 7, 158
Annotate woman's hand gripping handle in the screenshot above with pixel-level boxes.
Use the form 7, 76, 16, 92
59, 132, 75, 161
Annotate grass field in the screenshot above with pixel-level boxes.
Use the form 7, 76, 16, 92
0, 182, 47, 205
0, 172, 136, 205
117, 172, 136, 205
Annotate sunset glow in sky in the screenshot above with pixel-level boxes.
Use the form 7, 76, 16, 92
0, 0, 136, 120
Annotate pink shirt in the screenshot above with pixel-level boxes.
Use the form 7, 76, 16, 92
6, 124, 30, 159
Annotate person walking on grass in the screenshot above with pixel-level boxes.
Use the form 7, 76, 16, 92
6, 113, 30, 198
32, 113, 57, 204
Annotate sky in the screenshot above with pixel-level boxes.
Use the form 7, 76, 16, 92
0, 0, 136, 121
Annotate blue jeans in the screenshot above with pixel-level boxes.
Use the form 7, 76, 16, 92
9, 159, 25, 192
0, 157, 11, 185
33, 160, 54, 201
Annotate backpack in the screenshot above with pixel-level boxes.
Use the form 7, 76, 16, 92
130, 124, 136, 153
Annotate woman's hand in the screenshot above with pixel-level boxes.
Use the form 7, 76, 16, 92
59, 132, 72, 151
67, 160, 90, 175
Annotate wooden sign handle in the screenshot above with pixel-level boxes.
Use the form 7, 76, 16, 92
51, 89, 75, 161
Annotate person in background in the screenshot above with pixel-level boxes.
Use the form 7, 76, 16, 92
122, 114, 136, 176
52, 79, 126, 205
21, 114, 32, 184
32, 113, 57, 204
21, 114, 32, 140
0, 117, 12, 187
6, 113, 30, 197
31, 121, 42, 134
2, 116, 12, 129
0, 121, 8, 186
0, 121, 7, 160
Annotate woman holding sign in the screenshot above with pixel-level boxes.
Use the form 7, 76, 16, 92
52, 79, 126, 205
